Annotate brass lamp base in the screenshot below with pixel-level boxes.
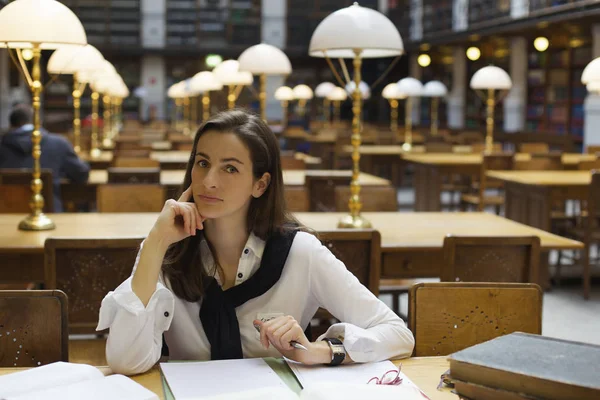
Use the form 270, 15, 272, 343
102, 138, 114, 148
19, 213, 55, 231
337, 214, 372, 229
90, 148, 102, 158
401, 142, 413, 152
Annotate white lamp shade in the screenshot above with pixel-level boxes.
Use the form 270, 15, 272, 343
309, 3, 403, 59
293, 84, 314, 100
274, 86, 294, 101
0, 0, 86, 49
168, 82, 187, 99
91, 75, 119, 94
213, 60, 253, 85
190, 71, 223, 92
397, 77, 423, 97
47, 44, 104, 75
345, 81, 371, 99
238, 43, 292, 75
470, 66, 512, 90
382, 83, 405, 100
582, 57, 600, 84
423, 81, 448, 97
587, 81, 600, 94
315, 82, 336, 98
327, 87, 348, 101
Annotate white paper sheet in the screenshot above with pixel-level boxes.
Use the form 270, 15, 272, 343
160, 359, 289, 400
286, 360, 429, 399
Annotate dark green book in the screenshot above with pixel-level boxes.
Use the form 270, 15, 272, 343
449, 332, 600, 400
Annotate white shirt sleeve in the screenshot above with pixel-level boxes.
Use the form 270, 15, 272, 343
306, 234, 415, 362
96, 241, 175, 375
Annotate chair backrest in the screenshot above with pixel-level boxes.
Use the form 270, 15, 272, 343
334, 186, 398, 212
97, 184, 165, 212
471, 143, 503, 153
317, 230, 381, 295
585, 145, 600, 155
441, 235, 540, 283
107, 167, 161, 184
281, 155, 306, 170
425, 142, 454, 153
44, 238, 144, 334
408, 282, 542, 356
0, 168, 54, 213
112, 157, 160, 168
519, 142, 550, 153
578, 158, 600, 170
585, 171, 600, 238
475, 154, 514, 210
175, 142, 194, 151
115, 148, 151, 158
0, 290, 68, 366
515, 153, 563, 170
284, 186, 309, 212
304, 172, 352, 211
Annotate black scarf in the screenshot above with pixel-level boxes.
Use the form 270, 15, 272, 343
199, 229, 298, 360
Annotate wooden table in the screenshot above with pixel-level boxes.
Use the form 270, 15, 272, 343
403, 153, 595, 211
0, 212, 581, 284
486, 171, 591, 232
0, 357, 455, 400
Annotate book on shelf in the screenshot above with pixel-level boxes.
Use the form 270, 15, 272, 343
448, 332, 600, 400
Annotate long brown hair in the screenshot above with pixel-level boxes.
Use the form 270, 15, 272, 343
162, 109, 302, 302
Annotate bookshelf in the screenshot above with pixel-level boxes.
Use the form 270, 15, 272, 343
526, 43, 590, 143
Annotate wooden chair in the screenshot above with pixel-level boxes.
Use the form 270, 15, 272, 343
515, 153, 563, 170
578, 158, 600, 170
281, 155, 306, 170
470, 143, 503, 153
519, 142, 550, 153
44, 238, 144, 334
461, 154, 514, 213
0, 290, 68, 366
311, 230, 381, 338
0, 168, 54, 213
284, 186, 309, 212
114, 148, 151, 158
304, 171, 351, 212
97, 184, 165, 212
175, 142, 194, 151
408, 282, 542, 356
107, 167, 161, 184
112, 157, 160, 168
334, 186, 398, 212
565, 171, 600, 299
441, 236, 540, 283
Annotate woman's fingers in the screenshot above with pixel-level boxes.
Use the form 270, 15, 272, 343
272, 320, 296, 350
178, 186, 193, 202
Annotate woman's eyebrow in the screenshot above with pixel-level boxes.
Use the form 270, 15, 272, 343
195, 152, 244, 165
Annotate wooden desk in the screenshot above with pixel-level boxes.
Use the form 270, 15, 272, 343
0, 357, 455, 400
486, 171, 591, 232
0, 212, 580, 284
404, 153, 594, 211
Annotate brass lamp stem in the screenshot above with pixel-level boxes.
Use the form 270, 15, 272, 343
72, 73, 82, 154
333, 100, 340, 123
281, 100, 288, 128
338, 50, 371, 229
112, 98, 118, 137
402, 97, 413, 151
19, 44, 55, 231
259, 73, 267, 122
202, 91, 210, 122
228, 85, 236, 109
485, 88, 495, 154
190, 95, 198, 131
173, 98, 181, 130
431, 97, 439, 136
102, 94, 112, 147
90, 91, 100, 158
323, 98, 331, 127
390, 99, 398, 134
183, 96, 190, 135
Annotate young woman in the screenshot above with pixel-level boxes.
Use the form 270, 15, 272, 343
97, 110, 414, 375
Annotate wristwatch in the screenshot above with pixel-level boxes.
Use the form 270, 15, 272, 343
322, 338, 346, 366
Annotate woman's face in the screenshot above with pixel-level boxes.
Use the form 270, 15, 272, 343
191, 130, 270, 220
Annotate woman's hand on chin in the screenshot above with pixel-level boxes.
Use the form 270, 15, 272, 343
149, 186, 206, 249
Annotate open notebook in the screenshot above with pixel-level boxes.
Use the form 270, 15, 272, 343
160, 359, 428, 400
0, 362, 158, 400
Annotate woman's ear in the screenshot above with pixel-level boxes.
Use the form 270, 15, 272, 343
252, 172, 271, 198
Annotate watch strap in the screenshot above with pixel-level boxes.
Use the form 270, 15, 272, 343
322, 337, 345, 366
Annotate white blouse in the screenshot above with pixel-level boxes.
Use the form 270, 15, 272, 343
97, 231, 415, 375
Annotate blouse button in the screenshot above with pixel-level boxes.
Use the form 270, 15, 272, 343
164, 311, 169, 317
244, 249, 249, 254
238, 273, 243, 279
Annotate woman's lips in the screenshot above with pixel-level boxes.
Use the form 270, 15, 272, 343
197, 194, 223, 203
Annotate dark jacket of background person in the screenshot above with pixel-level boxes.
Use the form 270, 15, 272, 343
0, 126, 90, 212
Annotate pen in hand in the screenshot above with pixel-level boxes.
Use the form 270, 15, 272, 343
253, 323, 308, 351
